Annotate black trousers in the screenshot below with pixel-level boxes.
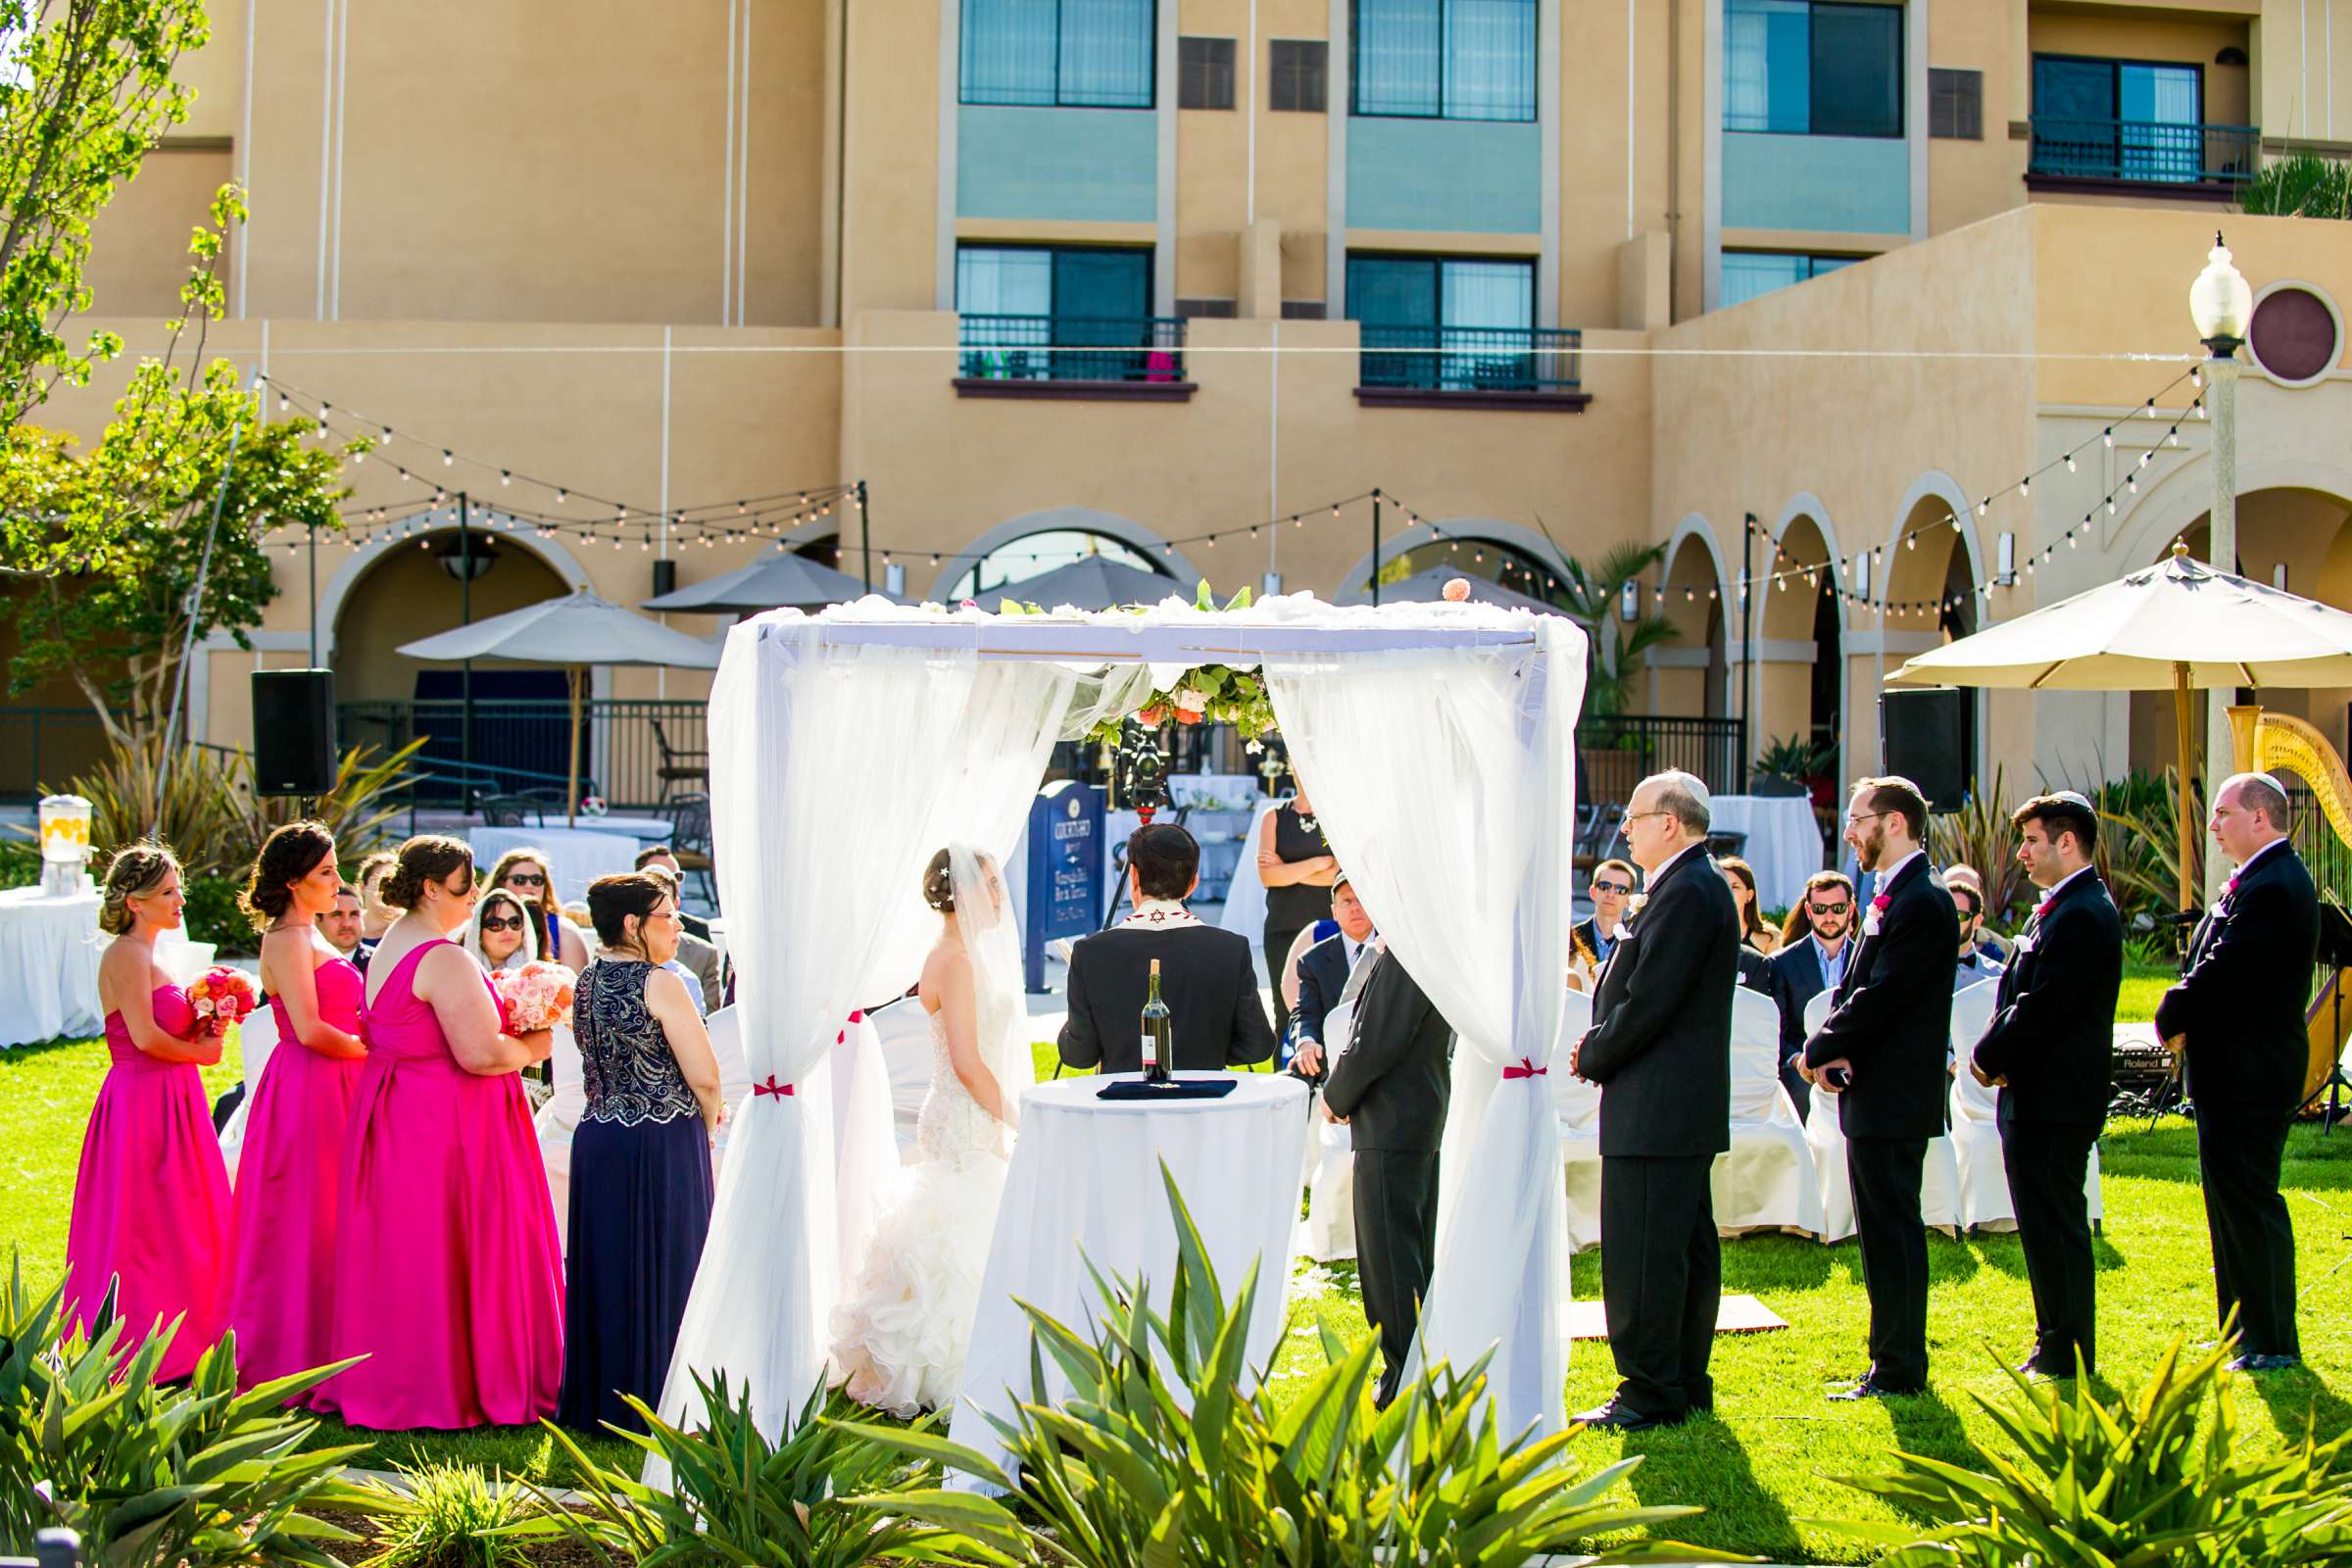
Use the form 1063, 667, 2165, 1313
1999, 1117, 2100, 1376
1264, 916, 1312, 1043
1599, 1153, 1720, 1420
1846, 1135, 1930, 1391
2195, 1102, 2300, 1357
1353, 1149, 1440, 1407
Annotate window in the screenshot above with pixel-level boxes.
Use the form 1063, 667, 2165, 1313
1281, 300, 1329, 318
1348, 254, 1551, 390
958, 245, 1175, 382
1270, 38, 1328, 112
1351, 0, 1536, 122
1720, 250, 1854, 307
962, 0, 1155, 109
1929, 67, 1980, 138
1175, 297, 1237, 318
1179, 36, 1236, 109
1724, 0, 1902, 138
2032, 55, 2204, 182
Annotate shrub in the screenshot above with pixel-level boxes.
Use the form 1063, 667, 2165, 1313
843, 1165, 1735, 1568
356, 1464, 543, 1568
0, 840, 37, 890
180, 874, 251, 956
0, 1254, 380, 1568
1824, 1335, 2352, 1565
1927, 768, 2027, 926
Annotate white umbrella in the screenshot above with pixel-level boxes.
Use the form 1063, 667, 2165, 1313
1889, 543, 2352, 909
642, 550, 906, 613
397, 588, 721, 827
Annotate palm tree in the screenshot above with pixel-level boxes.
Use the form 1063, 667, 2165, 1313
1549, 541, 1682, 718
2237, 153, 2352, 220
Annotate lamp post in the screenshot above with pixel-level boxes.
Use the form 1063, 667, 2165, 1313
2190, 230, 2253, 899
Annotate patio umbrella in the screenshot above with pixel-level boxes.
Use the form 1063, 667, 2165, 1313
397, 587, 721, 827
992, 554, 1184, 612
1888, 542, 2352, 911
641, 549, 906, 613
1337, 564, 1565, 614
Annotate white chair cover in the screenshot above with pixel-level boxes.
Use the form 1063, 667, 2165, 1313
217, 1003, 283, 1183
861, 995, 937, 1159
1552, 989, 1603, 1251
1297, 991, 1360, 1262
1797, 989, 1960, 1241
1714, 986, 1823, 1236
1948, 981, 2012, 1230
532, 1014, 587, 1255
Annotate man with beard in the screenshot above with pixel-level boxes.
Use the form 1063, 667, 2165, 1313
1804, 776, 1955, 1399
1763, 870, 1856, 1120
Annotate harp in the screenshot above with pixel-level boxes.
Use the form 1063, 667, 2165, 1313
2228, 706, 2352, 1113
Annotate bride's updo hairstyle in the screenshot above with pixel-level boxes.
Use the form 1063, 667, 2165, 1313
381, 834, 474, 909
923, 848, 956, 913
98, 840, 180, 935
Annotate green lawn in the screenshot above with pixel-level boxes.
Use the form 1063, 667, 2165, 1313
14, 1020, 2352, 1562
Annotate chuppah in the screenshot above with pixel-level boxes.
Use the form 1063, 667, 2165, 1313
657, 591, 1588, 1462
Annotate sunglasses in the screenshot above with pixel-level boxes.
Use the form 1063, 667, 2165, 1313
505, 872, 547, 889
1808, 901, 1851, 916
479, 914, 525, 933
1592, 881, 1633, 896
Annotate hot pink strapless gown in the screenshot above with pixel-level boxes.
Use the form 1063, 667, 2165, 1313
64, 985, 232, 1381
223, 957, 366, 1392
317, 939, 563, 1428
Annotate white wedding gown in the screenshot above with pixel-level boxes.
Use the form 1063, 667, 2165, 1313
828, 995, 1013, 1416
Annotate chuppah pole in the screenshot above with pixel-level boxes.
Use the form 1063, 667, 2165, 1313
2173, 660, 2195, 915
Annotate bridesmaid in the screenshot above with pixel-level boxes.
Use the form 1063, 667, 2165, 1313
65, 842, 232, 1380
557, 873, 722, 1433
318, 835, 564, 1429
1257, 781, 1339, 1042
223, 821, 367, 1391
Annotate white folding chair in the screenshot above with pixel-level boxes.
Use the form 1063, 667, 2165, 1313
1554, 989, 1604, 1251
1714, 986, 1824, 1237
1948, 981, 2013, 1231
1298, 994, 1360, 1262
862, 995, 937, 1161
217, 1002, 283, 1184
1797, 988, 1961, 1240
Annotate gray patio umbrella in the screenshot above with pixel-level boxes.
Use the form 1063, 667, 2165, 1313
641, 549, 906, 613
398, 588, 721, 827
1337, 564, 1564, 614
991, 554, 1187, 612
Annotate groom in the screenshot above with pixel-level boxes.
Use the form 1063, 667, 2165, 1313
1059, 823, 1276, 1074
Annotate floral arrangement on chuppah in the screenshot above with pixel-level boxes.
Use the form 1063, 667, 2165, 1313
987, 580, 1281, 749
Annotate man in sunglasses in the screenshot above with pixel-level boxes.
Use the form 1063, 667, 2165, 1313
1761, 870, 1856, 1120
1568, 859, 1638, 992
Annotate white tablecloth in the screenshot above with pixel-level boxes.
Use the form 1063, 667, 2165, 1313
1707, 794, 1826, 910
0, 887, 104, 1048
947, 1072, 1311, 1475
468, 825, 646, 905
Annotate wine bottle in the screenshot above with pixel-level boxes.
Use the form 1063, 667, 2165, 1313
1141, 957, 1173, 1085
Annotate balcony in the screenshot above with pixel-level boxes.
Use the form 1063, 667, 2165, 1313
1354, 325, 1588, 411
2025, 118, 2259, 199
953, 315, 1194, 401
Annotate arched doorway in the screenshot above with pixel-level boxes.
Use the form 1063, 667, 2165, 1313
1881, 492, 1986, 794
1760, 513, 1843, 793
1658, 530, 1729, 719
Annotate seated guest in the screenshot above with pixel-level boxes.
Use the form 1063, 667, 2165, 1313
1720, 857, 1781, 955
1950, 875, 2006, 992
485, 848, 592, 970
354, 850, 399, 973
1291, 873, 1378, 1083
1060, 824, 1276, 1075
636, 848, 727, 1013
1568, 859, 1637, 992
1762, 870, 1856, 1120
634, 845, 715, 940
318, 881, 364, 959
1945, 864, 2013, 963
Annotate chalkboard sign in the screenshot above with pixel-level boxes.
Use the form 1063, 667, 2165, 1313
1025, 780, 1104, 992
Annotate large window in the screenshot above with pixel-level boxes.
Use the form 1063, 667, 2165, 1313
1720, 250, 1854, 307
2032, 55, 2203, 182
1351, 0, 1536, 122
961, 0, 1155, 109
1347, 253, 1568, 391
1724, 0, 1903, 138
957, 245, 1179, 383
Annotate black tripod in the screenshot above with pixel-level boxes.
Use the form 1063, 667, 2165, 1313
2299, 903, 2352, 1133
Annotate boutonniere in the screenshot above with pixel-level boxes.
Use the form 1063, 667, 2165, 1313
2013, 930, 2035, 955
1625, 893, 1648, 917
1612, 922, 1634, 943
1862, 892, 1892, 937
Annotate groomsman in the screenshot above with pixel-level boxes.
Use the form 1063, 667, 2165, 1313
1804, 776, 1955, 1399
2156, 772, 2319, 1371
1969, 792, 2119, 1378
1568, 770, 1737, 1430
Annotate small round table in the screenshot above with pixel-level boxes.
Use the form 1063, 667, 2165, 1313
0, 886, 103, 1049
946, 1072, 1311, 1474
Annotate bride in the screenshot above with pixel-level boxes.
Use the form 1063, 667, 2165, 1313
829, 844, 1031, 1415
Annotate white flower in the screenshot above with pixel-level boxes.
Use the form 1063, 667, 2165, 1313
1626, 894, 1648, 916
1174, 685, 1209, 712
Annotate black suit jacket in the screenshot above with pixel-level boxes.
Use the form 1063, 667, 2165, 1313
1575, 847, 1737, 1159
1322, 953, 1453, 1152
1804, 855, 1957, 1141
1058, 923, 1275, 1075
1294, 933, 1355, 1052
1971, 869, 2122, 1127
1765, 937, 1843, 1068
2155, 842, 2320, 1114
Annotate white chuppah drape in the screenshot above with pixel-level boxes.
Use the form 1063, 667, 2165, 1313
657, 611, 1136, 1437
1261, 613, 1586, 1439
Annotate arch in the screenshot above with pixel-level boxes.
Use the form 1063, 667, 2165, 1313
1760, 499, 1848, 792
315, 512, 589, 664
1657, 515, 1732, 718
2115, 453, 2352, 572
923, 506, 1201, 601
1329, 515, 1571, 603
1878, 469, 1985, 604
1663, 512, 1733, 605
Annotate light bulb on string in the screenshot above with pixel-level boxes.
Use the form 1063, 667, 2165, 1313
2066, 454, 2076, 472
557, 489, 567, 504
1977, 499, 1988, 516
277, 393, 289, 411
2168, 428, 2180, 447
2020, 478, 2031, 499
441, 450, 453, 466
2138, 450, 2151, 467
2103, 428, 2114, 448
2107, 495, 2117, 514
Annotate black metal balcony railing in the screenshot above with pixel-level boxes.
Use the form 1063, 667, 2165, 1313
339, 698, 711, 813
956, 315, 1188, 384
2027, 117, 2259, 187
1576, 714, 1749, 803
1358, 324, 1583, 395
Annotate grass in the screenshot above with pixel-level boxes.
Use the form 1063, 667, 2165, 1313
16, 1013, 2352, 1561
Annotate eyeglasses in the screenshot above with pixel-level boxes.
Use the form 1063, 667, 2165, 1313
1592, 880, 1634, 896
1843, 810, 1887, 828
1807, 901, 1851, 916
506, 872, 547, 889
1622, 810, 1671, 826
479, 914, 525, 933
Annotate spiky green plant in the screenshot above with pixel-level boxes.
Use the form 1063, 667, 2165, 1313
2239, 153, 2352, 220
357, 1464, 543, 1568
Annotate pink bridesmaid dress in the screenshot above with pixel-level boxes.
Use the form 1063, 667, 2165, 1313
223, 956, 366, 1391
64, 985, 233, 1381
317, 939, 563, 1428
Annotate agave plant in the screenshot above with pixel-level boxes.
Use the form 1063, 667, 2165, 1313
2238, 152, 2352, 220
1927, 767, 2028, 926
1823, 1335, 2352, 1565
2097, 764, 2196, 926
0, 1256, 380, 1568
839, 1166, 1740, 1568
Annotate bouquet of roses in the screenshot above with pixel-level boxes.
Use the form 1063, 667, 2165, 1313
490, 959, 577, 1033
187, 966, 258, 1029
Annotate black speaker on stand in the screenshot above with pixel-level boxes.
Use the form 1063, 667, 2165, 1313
1880, 687, 1970, 812
251, 669, 338, 803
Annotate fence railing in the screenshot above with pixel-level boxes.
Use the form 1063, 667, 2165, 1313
338, 698, 711, 812
1358, 324, 1583, 395
1576, 714, 1748, 805
2027, 117, 2259, 186
956, 315, 1189, 384
0, 707, 122, 803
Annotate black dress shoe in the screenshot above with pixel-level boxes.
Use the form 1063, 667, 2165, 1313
2015, 1359, 2074, 1381
2229, 1352, 2303, 1373
1829, 1375, 1924, 1401
1574, 1399, 1676, 1432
